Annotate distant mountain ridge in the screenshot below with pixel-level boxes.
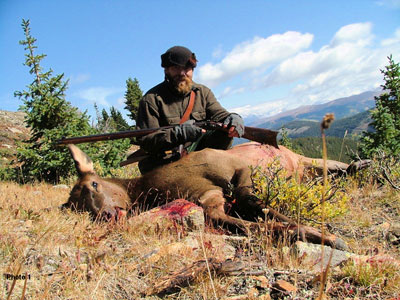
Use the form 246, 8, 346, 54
282, 110, 373, 138
246, 90, 379, 130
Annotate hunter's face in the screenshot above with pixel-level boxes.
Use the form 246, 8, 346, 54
165, 65, 193, 83
165, 65, 193, 94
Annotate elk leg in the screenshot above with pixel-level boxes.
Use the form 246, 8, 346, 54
231, 167, 267, 220
198, 189, 257, 231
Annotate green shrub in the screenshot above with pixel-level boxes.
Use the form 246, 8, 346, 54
251, 159, 349, 224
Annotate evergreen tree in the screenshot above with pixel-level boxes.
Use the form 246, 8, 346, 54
95, 105, 130, 132
110, 106, 130, 131
279, 127, 304, 155
14, 19, 94, 183
279, 128, 293, 149
360, 55, 400, 157
13, 19, 131, 183
124, 77, 142, 124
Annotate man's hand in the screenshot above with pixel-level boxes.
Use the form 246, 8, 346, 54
223, 113, 244, 138
174, 120, 205, 142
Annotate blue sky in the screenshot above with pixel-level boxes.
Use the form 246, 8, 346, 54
0, 0, 399, 124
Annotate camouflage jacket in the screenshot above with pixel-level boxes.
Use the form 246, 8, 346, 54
136, 80, 230, 154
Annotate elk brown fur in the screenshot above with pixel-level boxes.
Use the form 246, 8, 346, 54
64, 142, 351, 250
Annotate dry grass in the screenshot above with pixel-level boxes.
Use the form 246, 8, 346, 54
0, 176, 399, 299
0, 181, 248, 299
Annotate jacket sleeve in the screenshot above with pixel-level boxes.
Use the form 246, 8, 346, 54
136, 98, 181, 154
203, 88, 231, 122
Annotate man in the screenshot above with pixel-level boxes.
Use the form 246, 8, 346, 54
136, 46, 244, 173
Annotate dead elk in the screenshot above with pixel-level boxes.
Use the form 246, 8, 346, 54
63, 142, 358, 250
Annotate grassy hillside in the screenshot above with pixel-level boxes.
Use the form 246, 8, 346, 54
0, 110, 30, 168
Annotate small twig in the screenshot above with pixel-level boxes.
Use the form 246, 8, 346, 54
317, 113, 335, 300
223, 270, 265, 276
20, 273, 28, 300
6, 263, 21, 300
92, 271, 107, 300
338, 130, 348, 162
382, 167, 400, 190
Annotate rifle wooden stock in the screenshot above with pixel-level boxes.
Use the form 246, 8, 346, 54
57, 122, 278, 147
241, 126, 278, 148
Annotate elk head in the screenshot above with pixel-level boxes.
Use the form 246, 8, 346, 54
63, 144, 130, 221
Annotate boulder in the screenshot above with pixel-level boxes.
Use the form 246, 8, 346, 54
293, 241, 354, 272
130, 199, 205, 232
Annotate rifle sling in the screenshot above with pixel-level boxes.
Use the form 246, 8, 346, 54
180, 90, 196, 124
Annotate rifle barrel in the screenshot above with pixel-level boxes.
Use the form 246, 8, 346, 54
57, 121, 278, 147
57, 126, 174, 145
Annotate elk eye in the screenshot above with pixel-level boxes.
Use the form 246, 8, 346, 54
92, 181, 98, 191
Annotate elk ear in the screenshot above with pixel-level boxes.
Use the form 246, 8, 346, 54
67, 144, 94, 176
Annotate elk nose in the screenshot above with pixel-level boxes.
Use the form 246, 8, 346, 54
100, 207, 116, 222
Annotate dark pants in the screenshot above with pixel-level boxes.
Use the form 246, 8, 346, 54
138, 130, 233, 174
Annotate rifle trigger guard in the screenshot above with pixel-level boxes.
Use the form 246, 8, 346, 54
197, 121, 223, 131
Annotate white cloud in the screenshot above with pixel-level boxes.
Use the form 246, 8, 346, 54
218, 86, 245, 99
230, 99, 289, 118
381, 28, 400, 46
330, 22, 373, 47
197, 31, 313, 87
75, 87, 123, 107
227, 23, 400, 117
262, 23, 375, 88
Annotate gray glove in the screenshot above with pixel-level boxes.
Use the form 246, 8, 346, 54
174, 120, 203, 143
223, 113, 244, 137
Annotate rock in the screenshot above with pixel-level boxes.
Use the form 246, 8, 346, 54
184, 233, 237, 261
258, 295, 272, 300
352, 254, 400, 267
251, 275, 270, 289
272, 279, 297, 293
131, 199, 205, 232
142, 232, 238, 265
386, 222, 400, 245
188, 232, 244, 260
295, 241, 400, 275
144, 241, 195, 264
8, 127, 23, 134
294, 241, 355, 272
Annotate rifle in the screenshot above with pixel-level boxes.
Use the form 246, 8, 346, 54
57, 121, 278, 148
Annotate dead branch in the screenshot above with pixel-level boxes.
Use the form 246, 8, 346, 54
145, 258, 258, 296
382, 164, 400, 190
